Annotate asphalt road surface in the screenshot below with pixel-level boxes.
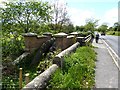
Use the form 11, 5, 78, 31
100, 35, 120, 57
93, 38, 118, 88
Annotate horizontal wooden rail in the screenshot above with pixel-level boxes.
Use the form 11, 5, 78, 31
22, 64, 58, 90
84, 34, 91, 43
21, 35, 91, 90
12, 52, 30, 65
53, 42, 80, 67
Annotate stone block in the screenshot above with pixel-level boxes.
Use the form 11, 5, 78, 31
54, 32, 68, 50
70, 32, 79, 37
67, 35, 75, 48
53, 42, 80, 67
23, 33, 51, 52
76, 37, 85, 46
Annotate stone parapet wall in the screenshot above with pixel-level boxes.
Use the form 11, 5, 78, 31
54, 33, 68, 50
22, 42, 80, 90
67, 35, 75, 48
23, 32, 91, 52
21, 33, 92, 90
53, 42, 80, 67
23, 33, 51, 52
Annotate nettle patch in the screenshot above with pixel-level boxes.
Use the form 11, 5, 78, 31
48, 46, 96, 89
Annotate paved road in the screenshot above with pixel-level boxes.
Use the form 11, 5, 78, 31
100, 35, 120, 57
92, 39, 118, 88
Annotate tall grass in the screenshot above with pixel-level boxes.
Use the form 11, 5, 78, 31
107, 31, 120, 36
48, 46, 96, 89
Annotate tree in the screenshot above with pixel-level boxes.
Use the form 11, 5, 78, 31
1, 1, 52, 58
98, 24, 108, 33
108, 27, 113, 31
84, 18, 98, 32
75, 25, 84, 32
62, 23, 75, 33
1, 1, 52, 34
113, 22, 120, 31
75, 26, 80, 31
51, 0, 71, 32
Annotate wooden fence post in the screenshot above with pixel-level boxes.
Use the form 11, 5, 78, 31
25, 73, 29, 85
19, 68, 22, 89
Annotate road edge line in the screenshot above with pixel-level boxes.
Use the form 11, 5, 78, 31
102, 39, 120, 71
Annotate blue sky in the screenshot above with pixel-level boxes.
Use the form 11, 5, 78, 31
65, 0, 119, 27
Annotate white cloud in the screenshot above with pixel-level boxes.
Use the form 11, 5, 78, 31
58, 0, 66, 4
66, 0, 119, 3
68, 7, 96, 26
99, 8, 118, 27
68, 7, 118, 27
0, 0, 8, 8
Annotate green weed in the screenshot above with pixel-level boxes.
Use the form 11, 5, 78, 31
48, 46, 96, 89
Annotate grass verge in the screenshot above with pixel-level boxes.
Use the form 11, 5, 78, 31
48, 46, 96, 89
106, 31, 120, 36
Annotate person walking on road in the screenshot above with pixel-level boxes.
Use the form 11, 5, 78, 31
95, 33, 99, 43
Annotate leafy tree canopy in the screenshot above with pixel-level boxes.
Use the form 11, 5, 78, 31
1, 1, 52, 34
84, 18, 99, 32
113, 22, 120, 31
98, 24, 108, 32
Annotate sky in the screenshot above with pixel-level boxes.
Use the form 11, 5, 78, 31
65, 0, 119, 27
0, 0, 119, 27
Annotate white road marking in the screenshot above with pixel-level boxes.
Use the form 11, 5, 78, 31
102, 39, 120, 71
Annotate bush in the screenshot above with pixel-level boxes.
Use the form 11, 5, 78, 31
78, 32, 91, 37
48, 46, 96, 89
2, 34, 24, 60
2, 33, 25, 89
107, 31, 120, 36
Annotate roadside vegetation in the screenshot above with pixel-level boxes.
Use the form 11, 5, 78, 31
97, 22, 120, 36
1, 0, 119, 89
106, 31, 120, 36
48, 46, 96, 89
106, 22, 120, 36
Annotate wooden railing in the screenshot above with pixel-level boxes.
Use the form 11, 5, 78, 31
19, 34, 92, 90
76, 34, 92, 46
22, 42, 80, 90
84, 34, 91, 43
